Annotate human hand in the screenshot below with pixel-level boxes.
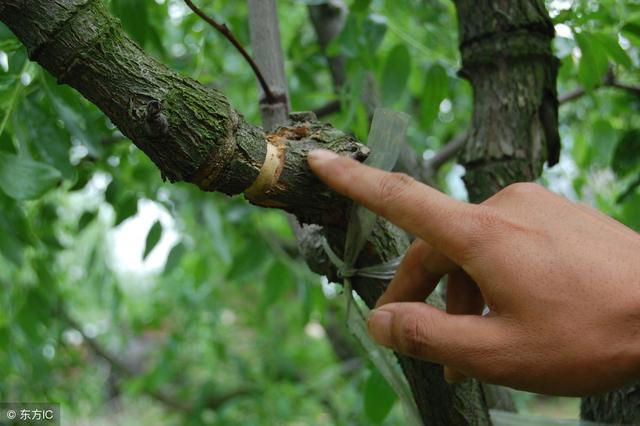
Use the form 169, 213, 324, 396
308, 149, 640, 396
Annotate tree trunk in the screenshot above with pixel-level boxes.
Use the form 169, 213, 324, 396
454, 0, 560, 203
581, 386, 640, 424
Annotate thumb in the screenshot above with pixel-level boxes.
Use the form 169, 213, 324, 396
367, 302, 512, 381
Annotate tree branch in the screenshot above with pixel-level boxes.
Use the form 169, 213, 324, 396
0, 0, 373, 226
558, 78, 640, 104
313, 99, 342, 118
183, 0, 279, 104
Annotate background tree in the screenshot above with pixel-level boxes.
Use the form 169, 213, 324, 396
0, 0, 638, 424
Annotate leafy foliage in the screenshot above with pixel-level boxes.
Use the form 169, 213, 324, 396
0, 0, 638, 424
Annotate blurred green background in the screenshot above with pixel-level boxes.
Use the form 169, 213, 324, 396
0, 0, 638, 424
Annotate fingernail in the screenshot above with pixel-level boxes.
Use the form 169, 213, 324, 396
368, 309, 394, 348
308, 149, 339, 167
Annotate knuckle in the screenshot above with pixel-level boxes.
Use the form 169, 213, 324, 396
459, 206, 503, 255
377, 172, 415, 204
473, 206, 503, 231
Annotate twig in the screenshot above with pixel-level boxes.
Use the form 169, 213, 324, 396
558, 78, 640, 104
425, 132, 468, 173
183, 0, 279, 104
313, 99, 341, 118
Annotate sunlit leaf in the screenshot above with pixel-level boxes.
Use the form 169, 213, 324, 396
591, 32, 632, 69
574, 32, 609, 90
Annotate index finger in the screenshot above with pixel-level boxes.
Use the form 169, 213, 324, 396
308, 149, 480, 262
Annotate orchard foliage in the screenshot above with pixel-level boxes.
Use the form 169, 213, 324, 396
0, 0, 638, 424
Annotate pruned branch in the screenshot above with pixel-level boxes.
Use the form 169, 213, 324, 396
183, 0, 280, 104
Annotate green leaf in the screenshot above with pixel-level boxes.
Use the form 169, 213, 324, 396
363, 15, 387, 53
421, 63, 449, 129
574, 32, 609, 90
264, 261, 293, 306
621, 21, 640, 47
17, 97, 74, 179
351, 0, 372, 12
77, 210, 97, 232
612, 129, 640, 178
226, 241, 270, 283
111, 0, 150, 47
0, 152, 61, 200
618, 192, 640, 232
381, 44, 411, 106
114, 192, 138, 226
143, 220, 162, 260
0, 231, 23, 266
364, 368, 398, 423
591, 32, 632, 69
164, 242, 186, 274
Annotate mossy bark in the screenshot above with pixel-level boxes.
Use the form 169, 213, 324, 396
1, 0, 492, 424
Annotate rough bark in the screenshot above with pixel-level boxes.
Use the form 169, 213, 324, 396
1, 1, 494, 424
454, 0, 560, 203
581, 386, 640, 423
